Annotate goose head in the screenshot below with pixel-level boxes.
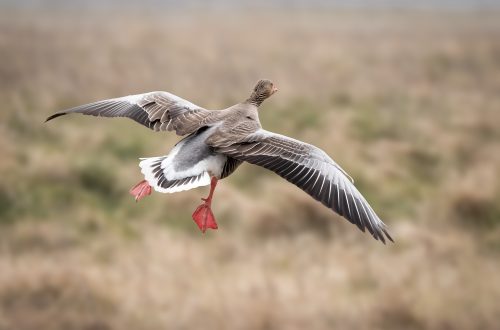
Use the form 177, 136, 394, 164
246, 79, 278, 106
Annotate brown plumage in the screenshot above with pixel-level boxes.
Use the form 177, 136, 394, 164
46, 79, 393, 243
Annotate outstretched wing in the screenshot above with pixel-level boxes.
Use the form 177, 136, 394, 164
46, 91, 217, 136
212, 129, 393, 243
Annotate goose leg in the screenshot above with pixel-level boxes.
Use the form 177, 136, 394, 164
192, 177, 218, 233
129, 180, 152, 202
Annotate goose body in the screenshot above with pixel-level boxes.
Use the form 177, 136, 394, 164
46, 79, 393, 243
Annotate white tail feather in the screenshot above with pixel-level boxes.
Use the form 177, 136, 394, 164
139, 156, 211, 194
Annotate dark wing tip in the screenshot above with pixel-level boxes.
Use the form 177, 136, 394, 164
45, 112, 67, 123
374, 226, 394, 244
383, 228, 394, 243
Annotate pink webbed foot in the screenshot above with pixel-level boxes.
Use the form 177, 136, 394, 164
192, 200, 218, 233
129, 180, 152, 202
191, 177, 219, 233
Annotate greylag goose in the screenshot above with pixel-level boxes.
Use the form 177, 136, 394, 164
46, 80, 393, 243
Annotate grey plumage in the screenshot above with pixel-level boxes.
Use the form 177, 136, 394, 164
46, 91, 218, 135
212, 130, 392, 243
46, 79, 393, 243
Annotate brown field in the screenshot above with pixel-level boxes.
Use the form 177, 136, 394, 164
1, 6, 500, 330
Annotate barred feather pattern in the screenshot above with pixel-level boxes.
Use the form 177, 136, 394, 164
139, 156, 212, 194
213, 129, 393, 243
45, 91, 219, 136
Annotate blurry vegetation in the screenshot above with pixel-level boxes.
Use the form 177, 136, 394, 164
377, 301, 424, 330
260, 98, 322, 134
349, 94, 415, 143
451, 191, 500, 229
249, 188, 336, 240
0, 275, 122, 330
76, 161, 120, 204
404, 146, 442, 183
1, 8, 500, 330
0, 185, 15, 224
103, 136, 146, 160
330, 90, 353, 107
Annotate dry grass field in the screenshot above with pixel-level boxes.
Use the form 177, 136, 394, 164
1, 5, 500, 330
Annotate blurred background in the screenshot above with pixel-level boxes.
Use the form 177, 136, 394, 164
1, 1, 500, 329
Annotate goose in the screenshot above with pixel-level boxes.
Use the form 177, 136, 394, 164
46, 80, 393, 243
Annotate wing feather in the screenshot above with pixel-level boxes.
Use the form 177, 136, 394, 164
46, 91, 218, 136
212, 129, 392, 243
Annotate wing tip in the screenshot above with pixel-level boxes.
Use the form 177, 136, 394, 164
45, 112, 67, 123
374, 225, 394, 244
383, 227, 394, 242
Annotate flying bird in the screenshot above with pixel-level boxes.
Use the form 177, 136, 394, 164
46, 80, 393, 243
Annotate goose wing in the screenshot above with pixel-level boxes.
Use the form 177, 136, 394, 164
46, 91, 218, 136
212, 129, 393, 243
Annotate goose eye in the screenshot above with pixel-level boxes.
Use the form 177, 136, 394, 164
246, 116, 253, 120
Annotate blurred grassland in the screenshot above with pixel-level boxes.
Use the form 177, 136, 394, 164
1, 7, 500, 330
